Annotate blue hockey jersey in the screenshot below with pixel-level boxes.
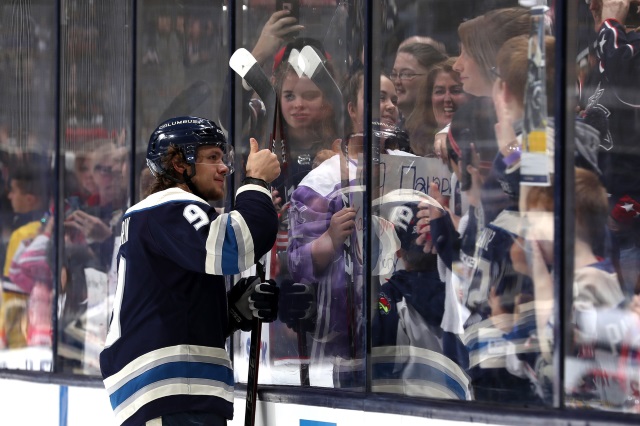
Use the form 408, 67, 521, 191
372, 270, 472, 400
99, 185, 277, 426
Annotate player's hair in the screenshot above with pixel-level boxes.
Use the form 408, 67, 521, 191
146, 144, 185, 196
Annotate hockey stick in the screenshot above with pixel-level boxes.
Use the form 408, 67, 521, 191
299, 46, 359, 361
322, 1, 351, 81
231, 47, 313, 387
229, 48, 278, 426
281, 49, 312, 387
243, 261, 266, 426
229, 48, 279, 154
299, 45, 344, 135
157, 79, 212, 123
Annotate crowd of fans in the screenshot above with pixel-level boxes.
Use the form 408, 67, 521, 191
1, 0, 639, 412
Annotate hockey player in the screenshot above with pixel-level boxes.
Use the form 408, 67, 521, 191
99, 116, 281, 426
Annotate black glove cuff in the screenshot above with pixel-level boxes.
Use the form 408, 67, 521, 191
242, 176, 270, 190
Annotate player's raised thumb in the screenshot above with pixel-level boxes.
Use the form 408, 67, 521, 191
249, 138, 259, 154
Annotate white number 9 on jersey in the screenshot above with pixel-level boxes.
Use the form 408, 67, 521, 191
183, 204, 210, 230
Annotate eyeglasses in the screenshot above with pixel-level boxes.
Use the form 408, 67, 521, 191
193, 143, 235, 176
193, 161, 234, 175
490, 67, 502, 80
389, 71, 425, 81
94, 164, 118, 176
193, 150, 235, 175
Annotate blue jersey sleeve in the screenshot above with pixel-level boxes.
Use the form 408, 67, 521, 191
145, 186, 277, 276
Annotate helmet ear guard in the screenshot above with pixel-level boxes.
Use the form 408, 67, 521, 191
146, 116, 234, 179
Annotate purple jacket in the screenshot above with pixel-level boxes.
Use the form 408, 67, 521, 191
287, 155, 364, 362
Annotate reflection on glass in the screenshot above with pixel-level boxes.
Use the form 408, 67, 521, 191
565, 0, 640, 412
138, 2, 222, 171
370, 4, 551, 406
227, 5, 349, 388
286, 70, 402, 389
0, 0, 639, 416
1, 160, 51, 353
55, 1, 132, 375
58, 141, 129, 375
0, 1, 56, 372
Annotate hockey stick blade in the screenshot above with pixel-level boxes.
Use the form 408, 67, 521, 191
299, 46, 343, 124
229, 48, 277, 108
229, 48, 278, 152
287, 48, 304, 78
299, 45, 344, 142
158, 80, 212, 123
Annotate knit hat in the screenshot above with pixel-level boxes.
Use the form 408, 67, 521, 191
611, 195, 640, 226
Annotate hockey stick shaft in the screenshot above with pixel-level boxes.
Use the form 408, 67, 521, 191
299, 46, 357, 360
244, 261, 266, 426
230, 49, 289, 422
229, 49, 274, 426
158, 80, 212, 123
297, 320, 310, 385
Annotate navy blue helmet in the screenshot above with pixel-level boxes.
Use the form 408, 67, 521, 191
146, 116, 234, 178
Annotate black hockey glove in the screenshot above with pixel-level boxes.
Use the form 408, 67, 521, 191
227, 276, 279, 333
278, 280, 317, 333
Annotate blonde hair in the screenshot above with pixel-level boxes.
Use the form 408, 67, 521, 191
458, 7, 532, 86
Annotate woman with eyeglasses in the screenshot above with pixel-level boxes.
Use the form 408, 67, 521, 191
391, 42, 448, 125
406, 57, 470, 157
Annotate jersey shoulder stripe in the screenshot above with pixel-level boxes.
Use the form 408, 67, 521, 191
125, 187, 208, 217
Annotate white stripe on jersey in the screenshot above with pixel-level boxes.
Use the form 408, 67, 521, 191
204, 211, 254, 275
126, 187, 207, 215
372, 345, 472, 400
103, 344, 231, 390
114, 381, 233, 426
228, 210, 254, 272
297, 154, 357, 197
206, 214, 227, 275
236, 183, 271, 198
